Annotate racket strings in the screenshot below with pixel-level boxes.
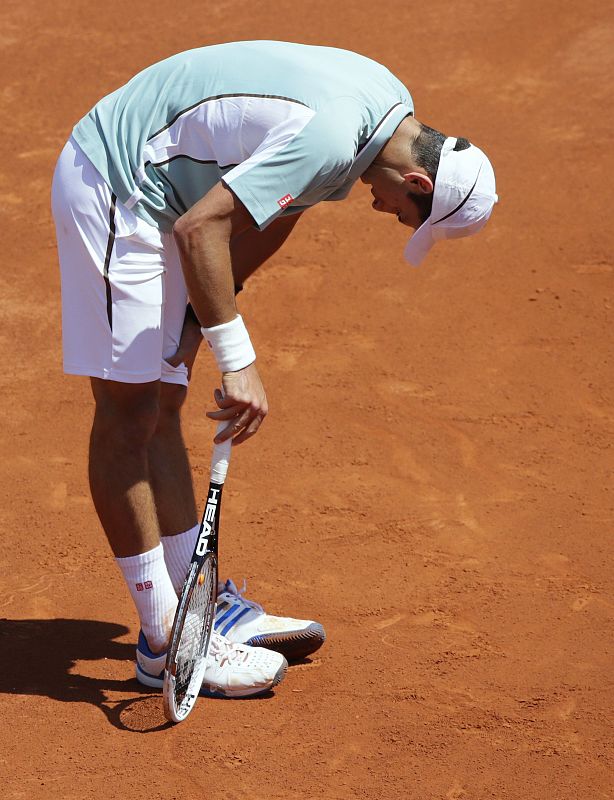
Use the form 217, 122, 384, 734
173, 560, 216, 707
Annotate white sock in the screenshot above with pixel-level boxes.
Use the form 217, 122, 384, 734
161, 523, 200, 594
116, 543, 177, 653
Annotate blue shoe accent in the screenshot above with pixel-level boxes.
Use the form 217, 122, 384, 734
135, 630, 167, 689
220, 606, 251, 637
214, 605, 241, 631
137, 630, 163, 660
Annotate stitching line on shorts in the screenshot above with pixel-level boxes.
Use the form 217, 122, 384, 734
103, 194, 117, 331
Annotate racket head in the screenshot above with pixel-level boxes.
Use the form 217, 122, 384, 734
162, 553, 218, 723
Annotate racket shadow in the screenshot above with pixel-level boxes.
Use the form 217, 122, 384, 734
0, 617, 170, 732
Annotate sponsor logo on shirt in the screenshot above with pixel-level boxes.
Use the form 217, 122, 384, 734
277, 193, 294, 209
136, 581, 154, 591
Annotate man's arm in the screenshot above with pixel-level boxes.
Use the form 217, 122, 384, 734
172, 182, 266, 445
173, 182, 253, 327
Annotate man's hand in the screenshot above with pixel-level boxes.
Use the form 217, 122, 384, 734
205, 362, 268, 445
165, 307, 202, 381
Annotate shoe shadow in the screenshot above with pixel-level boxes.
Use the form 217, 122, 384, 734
0, 617, 171, 733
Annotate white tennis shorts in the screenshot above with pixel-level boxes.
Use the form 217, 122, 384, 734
51, 137, 189, 386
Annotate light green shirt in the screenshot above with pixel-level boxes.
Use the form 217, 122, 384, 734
73, 41, 414, 231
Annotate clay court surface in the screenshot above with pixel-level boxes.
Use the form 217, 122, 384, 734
1, 1, 612, 797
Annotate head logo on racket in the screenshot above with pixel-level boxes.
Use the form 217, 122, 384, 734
195, 487, 220, 556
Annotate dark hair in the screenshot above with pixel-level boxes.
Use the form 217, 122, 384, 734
410, 124, 471, 223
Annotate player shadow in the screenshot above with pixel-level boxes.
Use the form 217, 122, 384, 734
0, 617, 171, 732
0, 617, 284, 731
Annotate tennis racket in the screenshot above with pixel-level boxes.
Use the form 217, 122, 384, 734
162, 421, 232, 723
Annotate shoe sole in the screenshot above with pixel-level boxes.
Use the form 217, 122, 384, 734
245, 622, 326, 661
136, 658, 288, 699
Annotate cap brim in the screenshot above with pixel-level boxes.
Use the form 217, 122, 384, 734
403, 220, 434, 267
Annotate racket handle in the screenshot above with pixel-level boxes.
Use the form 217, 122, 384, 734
211, 421, 232, 484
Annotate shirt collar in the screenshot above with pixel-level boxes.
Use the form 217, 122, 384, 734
347, 103, 413, 184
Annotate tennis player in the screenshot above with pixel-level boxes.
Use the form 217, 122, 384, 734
51, 41, 497, 698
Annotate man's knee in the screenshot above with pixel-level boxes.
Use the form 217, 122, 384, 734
90, 378, 161, 447
156, 382, 188, 430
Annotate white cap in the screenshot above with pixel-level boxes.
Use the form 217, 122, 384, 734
404, 137, 498, 266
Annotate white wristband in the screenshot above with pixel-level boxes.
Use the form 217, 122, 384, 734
200, 314, 256, 373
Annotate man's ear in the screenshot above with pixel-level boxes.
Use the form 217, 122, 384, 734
403, 171, 434, 195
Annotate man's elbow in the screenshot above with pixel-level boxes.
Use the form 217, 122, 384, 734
172, 211, 200, 248
173, 208, 234, 250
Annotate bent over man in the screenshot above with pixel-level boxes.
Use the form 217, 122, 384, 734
51, 41, 497, 700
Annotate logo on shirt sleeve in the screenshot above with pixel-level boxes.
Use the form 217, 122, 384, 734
277, 193, 294, 209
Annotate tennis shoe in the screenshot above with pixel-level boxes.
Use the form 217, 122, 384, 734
135, 629, 287, 698
215, 579, 326, 661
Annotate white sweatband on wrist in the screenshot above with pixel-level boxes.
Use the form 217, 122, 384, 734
200, 314, 256, 372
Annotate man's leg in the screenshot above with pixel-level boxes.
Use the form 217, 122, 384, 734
89, 378, 162, 556
147, 382, 202, 594
147, 382, 197, 538
89, 377, 178, 653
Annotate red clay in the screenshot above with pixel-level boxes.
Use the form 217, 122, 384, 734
1, 2, 612, 798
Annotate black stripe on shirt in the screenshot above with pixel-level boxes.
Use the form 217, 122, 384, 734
148, 93, 311, 141
146, 154, 240, 170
